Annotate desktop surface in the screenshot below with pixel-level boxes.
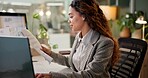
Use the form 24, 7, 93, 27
32, 56, 68, 74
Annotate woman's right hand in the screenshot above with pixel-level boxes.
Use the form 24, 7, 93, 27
35, 73, 51, 78
40, 44, 52, 56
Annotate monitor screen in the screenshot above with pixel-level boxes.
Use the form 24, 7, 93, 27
0, 36, 35, 78
0, 12, 27, 36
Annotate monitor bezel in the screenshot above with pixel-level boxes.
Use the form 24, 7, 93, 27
0, 12, 28, 29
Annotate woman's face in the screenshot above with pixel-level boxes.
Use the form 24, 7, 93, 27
68, 6, 85, 31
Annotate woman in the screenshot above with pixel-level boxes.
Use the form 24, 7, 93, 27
36, 0, 120, 78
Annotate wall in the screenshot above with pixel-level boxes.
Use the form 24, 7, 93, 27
136, 0, 148, 20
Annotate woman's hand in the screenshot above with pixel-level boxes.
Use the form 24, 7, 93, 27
40, 44, 52, 56
35, 73, 51, 78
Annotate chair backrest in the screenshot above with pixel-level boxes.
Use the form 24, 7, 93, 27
109, 38, 147, 78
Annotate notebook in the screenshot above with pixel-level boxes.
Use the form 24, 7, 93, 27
0, 36, 35, 78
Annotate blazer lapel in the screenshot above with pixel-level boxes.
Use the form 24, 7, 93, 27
80, 43, 93, 70
81, 31, 100, 70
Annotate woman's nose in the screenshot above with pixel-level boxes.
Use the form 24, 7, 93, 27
68, 19, 71, 23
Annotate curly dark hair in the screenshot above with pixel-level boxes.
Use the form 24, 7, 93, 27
70, 0, 120, 65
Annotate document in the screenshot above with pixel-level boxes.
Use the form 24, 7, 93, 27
21, 29, 53, 63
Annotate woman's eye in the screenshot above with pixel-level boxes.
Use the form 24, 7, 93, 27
70, 16, 73, 18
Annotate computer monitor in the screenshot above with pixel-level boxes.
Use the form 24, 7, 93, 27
0, 36, 35, 78
0, 12, 27, 36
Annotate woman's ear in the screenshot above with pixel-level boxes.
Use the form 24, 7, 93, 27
82, 17, 85, 21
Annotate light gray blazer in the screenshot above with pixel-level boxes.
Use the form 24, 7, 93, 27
50, 31, 114, 78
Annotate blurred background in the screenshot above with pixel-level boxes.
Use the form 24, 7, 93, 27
0, 0, 148, 78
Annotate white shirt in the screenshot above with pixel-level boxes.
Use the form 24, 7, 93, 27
73, 29, 93, 71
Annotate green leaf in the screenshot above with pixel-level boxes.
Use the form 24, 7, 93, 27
33, 13, 40, 20
52, 44, 58, 49
39, 24, 47, 31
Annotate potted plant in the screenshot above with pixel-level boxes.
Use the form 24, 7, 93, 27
117, 13, 136, 38
32, 13, 51, 48
33, 13, 48, 39
32, 13, 58, 49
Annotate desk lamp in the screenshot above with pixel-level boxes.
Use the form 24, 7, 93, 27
135, 16, 147, 40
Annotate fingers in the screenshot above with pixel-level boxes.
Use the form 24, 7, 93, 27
35, 73, 44, 78
40, 44, 51, 56
41, 44, 50, 52
35, 73, 51, 78
41, 44, 49, 49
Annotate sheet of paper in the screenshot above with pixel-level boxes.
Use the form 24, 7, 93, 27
21, 29, 53, 63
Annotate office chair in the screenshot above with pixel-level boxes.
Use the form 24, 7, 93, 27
109, 38, 147, 78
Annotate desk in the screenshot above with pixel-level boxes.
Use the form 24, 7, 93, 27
32, 56, 68, 74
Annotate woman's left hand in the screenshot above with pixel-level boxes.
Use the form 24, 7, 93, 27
35, 73, 51, 78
